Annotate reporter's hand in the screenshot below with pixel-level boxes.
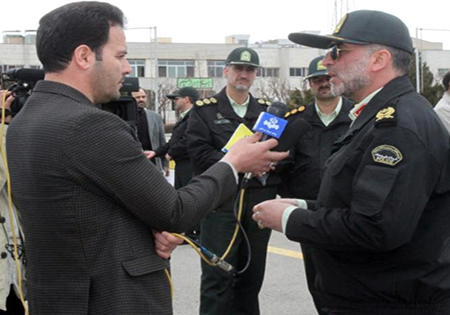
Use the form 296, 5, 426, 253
222, 133, 289, 174
153, 231, 183, 259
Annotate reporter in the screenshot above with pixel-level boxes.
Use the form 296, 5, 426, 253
5, 3, 287, 315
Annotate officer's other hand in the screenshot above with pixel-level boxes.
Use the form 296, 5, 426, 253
153, 230, 183, 260
222, 133, 289, 174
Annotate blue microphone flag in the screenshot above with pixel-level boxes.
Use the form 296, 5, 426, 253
252, 112, 287, 139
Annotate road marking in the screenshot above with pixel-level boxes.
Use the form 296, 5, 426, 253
267, 246, 303, 259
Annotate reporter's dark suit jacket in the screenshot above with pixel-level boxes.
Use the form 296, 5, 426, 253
6, 81, 237, 315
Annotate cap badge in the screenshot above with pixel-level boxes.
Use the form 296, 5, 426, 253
317, 60, 326, 71
240, 51, 251, 62
372, 145, 403, 166
333, 14, 348, 34
376, 107, 395, 122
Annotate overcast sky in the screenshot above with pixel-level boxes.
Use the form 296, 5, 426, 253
1, 0, 449, 49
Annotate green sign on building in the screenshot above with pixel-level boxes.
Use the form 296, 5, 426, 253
177, 78, 213, 89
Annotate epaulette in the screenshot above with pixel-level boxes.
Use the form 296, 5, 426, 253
195, 97, 218, 107
285, 106, 306, 118
375, 98, 398, 128
257, 99, 271, 106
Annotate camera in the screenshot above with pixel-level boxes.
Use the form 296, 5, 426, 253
1, 68, 139, 127
1, 68, 44, 116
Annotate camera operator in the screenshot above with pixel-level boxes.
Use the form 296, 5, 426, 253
0, 90, 25, 315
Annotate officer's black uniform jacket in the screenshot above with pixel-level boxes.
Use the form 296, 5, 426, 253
186, 87, 280, 188
279, 98, 353, 200
285, 76, 450, 312
155, 110, 191, 163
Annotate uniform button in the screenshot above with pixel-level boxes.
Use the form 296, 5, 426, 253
0, 216, 5, 223
1, 252, 7, 259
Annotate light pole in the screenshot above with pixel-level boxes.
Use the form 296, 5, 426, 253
415, 27, 450, 93
127, 26, 158, 112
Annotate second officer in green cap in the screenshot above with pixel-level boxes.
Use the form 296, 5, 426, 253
186, 47, 278, 315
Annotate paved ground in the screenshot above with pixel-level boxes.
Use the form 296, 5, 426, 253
170, 231, 318, 315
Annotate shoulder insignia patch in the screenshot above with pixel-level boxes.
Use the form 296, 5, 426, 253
372, 145, 403, 166
376, 107, 395, 122
196, 100, 204, 106
210, 97, 218, 104
203, 98, 211, 105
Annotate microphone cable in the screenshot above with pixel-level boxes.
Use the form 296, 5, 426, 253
170, 176, 253, 277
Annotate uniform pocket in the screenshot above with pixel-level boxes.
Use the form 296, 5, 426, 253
353, 165, 399, 217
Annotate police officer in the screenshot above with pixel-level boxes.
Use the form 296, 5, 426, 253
254, 10, 450, 314
186, 47, 278, 315
149, 87, 199, 189
280, 56, 353, 200
279, 56, 353, 314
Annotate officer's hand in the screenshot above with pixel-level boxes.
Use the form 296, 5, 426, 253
153, 231, 183, 260
252, 199, 290, 232
222, 133, 289, 174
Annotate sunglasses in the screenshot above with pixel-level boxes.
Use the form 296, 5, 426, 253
327, 45, 357, 60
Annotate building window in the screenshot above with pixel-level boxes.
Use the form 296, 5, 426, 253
207, 60, 225, 77
258, 68, 280, 77
129, 59, 145, 77
289, 67, 308, 77
158, 60, 194, 78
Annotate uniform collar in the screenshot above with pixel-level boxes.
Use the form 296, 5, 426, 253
345, 75, 414, 135
314, 98, 342, 126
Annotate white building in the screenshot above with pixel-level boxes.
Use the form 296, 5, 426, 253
1, 32, 449, 122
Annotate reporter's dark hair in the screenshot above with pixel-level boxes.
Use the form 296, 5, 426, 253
36, 1, 125, 73
443, 71, 450, 91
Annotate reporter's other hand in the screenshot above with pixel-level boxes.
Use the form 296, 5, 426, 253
153, 230, 183, 259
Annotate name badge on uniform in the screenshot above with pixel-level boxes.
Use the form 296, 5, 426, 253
214, 119, 231, 125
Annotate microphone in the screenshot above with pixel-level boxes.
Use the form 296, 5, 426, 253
6, 68, 45, 82
253, 101, 288, 142
244, 102, 288, 184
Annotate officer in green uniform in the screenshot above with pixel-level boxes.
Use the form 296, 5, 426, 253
186, 47, 279, 315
